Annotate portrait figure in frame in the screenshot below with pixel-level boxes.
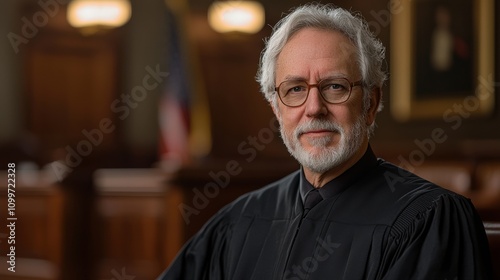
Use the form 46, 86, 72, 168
415, 0, 474, 99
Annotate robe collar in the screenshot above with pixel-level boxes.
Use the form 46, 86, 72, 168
299, 145, 378, 203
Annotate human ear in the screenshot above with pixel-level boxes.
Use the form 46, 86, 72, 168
270, 98, 282, 122
365, 87, 382, 126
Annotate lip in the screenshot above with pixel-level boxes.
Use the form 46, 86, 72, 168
301, 130, 334, 136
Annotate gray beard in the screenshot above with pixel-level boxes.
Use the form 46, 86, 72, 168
280, 117, 366, 174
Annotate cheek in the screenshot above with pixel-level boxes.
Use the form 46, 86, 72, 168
280, 109, 302, 132
340, 108, 359, 123
280, 117, 295, 137
330, 105, 363, 130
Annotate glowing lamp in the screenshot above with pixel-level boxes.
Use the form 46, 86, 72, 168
67, 0, 131, 28
208, 1, 265, 34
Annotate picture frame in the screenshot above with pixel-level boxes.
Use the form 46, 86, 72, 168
390, 0, 495, 121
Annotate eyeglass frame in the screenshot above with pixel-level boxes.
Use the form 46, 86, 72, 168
274, 77, 364, 107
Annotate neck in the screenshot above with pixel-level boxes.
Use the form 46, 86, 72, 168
304, 141, 369, 188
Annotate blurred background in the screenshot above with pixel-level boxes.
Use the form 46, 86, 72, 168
0, 0, 499, 279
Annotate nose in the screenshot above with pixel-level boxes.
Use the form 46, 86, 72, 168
305, 87, 328, 117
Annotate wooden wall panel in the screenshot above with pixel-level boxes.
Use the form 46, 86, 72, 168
25, 35, 119, 153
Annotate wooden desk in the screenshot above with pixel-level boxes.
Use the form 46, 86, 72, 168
0, 169, 63, 280
92, 168, 176, 279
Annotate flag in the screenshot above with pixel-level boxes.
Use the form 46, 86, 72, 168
159, 1, 211, 166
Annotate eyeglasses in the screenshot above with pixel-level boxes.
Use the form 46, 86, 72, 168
275, 77, 363, 107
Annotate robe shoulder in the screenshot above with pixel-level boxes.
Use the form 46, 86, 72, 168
156, 171, 301, 280
214, 170, 301, 221
372, 161, 493, 279
329, 159, 479, 227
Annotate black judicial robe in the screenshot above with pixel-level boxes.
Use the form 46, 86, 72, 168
159, 148, 493, 280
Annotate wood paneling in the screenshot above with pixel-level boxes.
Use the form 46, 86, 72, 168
25, 34, 119, 151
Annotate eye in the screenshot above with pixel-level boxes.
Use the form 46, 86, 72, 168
321, 79, 350, 93
290, 85, 306, 92
323, 83, 346, 91
284, 83, 307, 96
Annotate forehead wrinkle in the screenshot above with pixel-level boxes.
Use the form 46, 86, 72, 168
276, 28, 359, 85
281, 74, 351, 82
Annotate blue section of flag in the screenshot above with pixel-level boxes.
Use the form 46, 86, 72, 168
165, 6, 191, 119
159, 5, 192, 160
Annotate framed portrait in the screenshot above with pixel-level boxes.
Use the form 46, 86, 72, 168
390, 0, 495, 121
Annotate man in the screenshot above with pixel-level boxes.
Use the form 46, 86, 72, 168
158, 4, 492, 279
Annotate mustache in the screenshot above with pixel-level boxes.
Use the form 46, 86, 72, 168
294, 120, 342, 138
